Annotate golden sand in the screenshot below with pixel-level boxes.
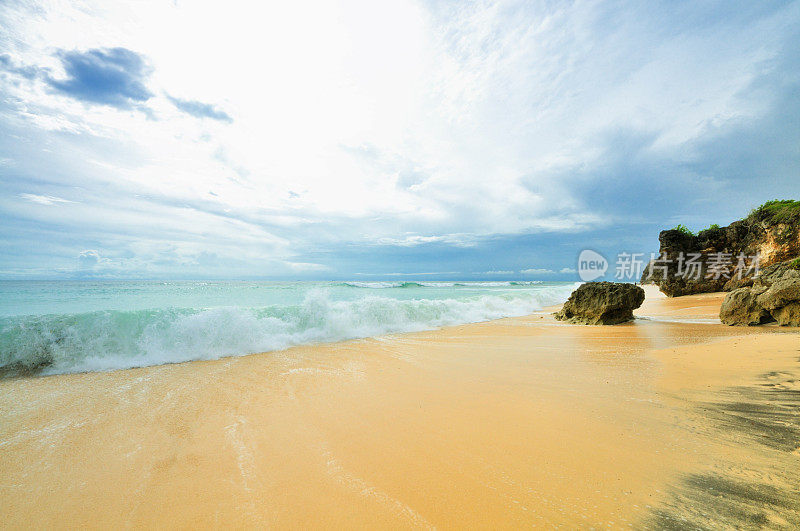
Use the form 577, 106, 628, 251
1, 287, 799, 528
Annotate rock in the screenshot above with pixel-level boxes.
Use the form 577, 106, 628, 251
772, 303, 800, 326
641, 229, 728, 297
756, 278, 800, 310
719, 261, 800, 326
0, 353, 54, 378
753, 260, 800, 288
755, 277, 800, 326
720, 286, 772, 326
554, 282, 645, 325
722, 276, 754, 291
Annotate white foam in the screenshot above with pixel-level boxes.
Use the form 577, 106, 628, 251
1, 284, 579, 375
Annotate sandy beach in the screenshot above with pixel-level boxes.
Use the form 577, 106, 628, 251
3, 1, 798, 528
1, 287, 799, 529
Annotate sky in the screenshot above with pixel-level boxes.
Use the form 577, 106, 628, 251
0, 0, 798, 280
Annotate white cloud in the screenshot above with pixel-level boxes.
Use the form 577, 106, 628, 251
375, 233, 479, 247
519, 268, 555, 275
19, 193, 75, 205
77, 249, 110, 269
285, 262, 330, 272
357, 271, 461, 277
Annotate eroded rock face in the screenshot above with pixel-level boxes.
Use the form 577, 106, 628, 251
772, 303, 800, 326
720, 260, 800, 326
722, 277, 754, 291
753, 260, 800, 288
640, 228, 728, 296
757, 278, 800, 311
642, 214, 800, 297
719, 286, 772, 326
554, 282, 645, 325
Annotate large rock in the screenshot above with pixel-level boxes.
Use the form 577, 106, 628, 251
719, 286, 772, 326
756, 278, 800, 310
753, 260, 800, 288
720, 260, 800, 326
771, 303, 800, 326
756, 277, 800, 326
722, 276, 754, 291
641, 228, 731, 296
554, 282, 645, 325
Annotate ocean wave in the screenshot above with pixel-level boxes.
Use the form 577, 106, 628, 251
339, 281, 423, 288
0, 285, 577, 376
340, 280, 544, 288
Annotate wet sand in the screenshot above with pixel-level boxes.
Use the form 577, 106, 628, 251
1, 287, 799, 528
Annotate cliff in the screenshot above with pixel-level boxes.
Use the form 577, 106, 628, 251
642, 200, 800, 297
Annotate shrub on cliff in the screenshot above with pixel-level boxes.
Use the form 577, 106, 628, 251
747, 199, 800, 225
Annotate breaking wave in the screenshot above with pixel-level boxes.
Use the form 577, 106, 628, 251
0, 284, 577, 376
339, 281, 543, 288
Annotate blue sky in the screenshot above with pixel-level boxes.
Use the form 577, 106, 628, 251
1, 0, 798, 280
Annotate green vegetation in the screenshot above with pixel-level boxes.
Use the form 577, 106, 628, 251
698, 223, 721, 237
747, 200, 799, 245
748, 200, 800, 224
790, 257, 800, 270
673, 224, 694, 236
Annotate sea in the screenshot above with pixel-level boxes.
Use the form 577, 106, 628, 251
0, 280, 579, 376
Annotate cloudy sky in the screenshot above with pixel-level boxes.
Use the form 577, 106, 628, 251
1, 0, 798, 280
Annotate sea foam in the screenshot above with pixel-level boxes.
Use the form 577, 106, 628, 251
0, 283, 577, 375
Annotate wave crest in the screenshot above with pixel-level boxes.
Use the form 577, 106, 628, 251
0, 284, 576, 375
340, 280, 544, 288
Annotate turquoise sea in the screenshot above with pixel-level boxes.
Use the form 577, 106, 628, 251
0, 280, 578, 375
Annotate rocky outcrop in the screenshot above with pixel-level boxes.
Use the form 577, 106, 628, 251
0, 355, 53, 378
719, 286, 771, 326
756, 278, 800, 326
771, 302, 800, 326
640, 228, 720, 296
643, 200, 800, 297
719, 258, 800, 326
752, 259, 800, 287
554, 282, 645, 325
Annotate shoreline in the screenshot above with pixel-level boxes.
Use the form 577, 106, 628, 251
0, 285, 714, 380
0, 280, 581, 379
2, 289, 799, 527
